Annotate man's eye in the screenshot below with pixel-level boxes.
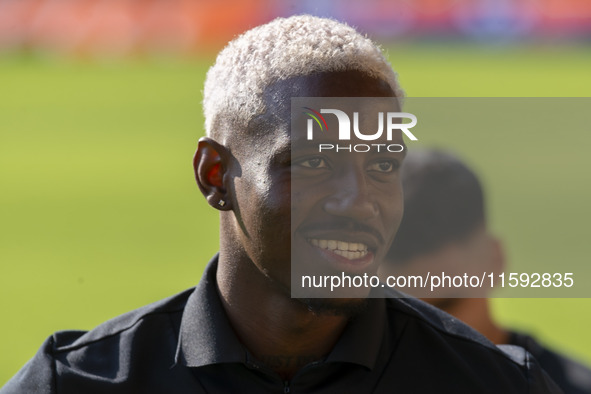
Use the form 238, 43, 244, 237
299, 157, 328, 169
367, 160, 397, 173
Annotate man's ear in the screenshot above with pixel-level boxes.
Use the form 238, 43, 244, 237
193, 137, 232, 210
489, 235, 506, 276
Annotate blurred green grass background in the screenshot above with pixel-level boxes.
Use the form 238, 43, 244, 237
1, 44, 590, 385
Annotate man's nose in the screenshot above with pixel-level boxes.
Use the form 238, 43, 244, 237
323, 169, 378, 221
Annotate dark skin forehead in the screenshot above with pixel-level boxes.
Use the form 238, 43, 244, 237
262, 70, 397, 121
286, 70, 396, 97
228, 70, 398, 156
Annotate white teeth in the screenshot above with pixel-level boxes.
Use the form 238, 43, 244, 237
333, 250, 362, 259
307, 238, 369, 259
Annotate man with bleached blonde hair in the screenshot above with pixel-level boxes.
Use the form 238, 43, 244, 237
2, 15, 560, 393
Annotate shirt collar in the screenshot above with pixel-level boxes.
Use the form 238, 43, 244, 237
175, 255, 388, 371
175, 255, 247, 367
325, 295, 387, 370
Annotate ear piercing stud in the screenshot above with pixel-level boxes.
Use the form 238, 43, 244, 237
218, 199, 226, 207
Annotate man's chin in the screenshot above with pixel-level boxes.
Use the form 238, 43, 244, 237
298, 297, 369, 317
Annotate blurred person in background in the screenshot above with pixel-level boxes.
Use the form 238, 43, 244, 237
2, 16, 561, 394
380, 148, 591, 394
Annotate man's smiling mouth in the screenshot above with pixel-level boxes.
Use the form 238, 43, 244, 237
307, 239, 369, 260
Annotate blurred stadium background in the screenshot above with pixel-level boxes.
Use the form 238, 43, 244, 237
1, 0, 590, 55
1, 0, 590, 386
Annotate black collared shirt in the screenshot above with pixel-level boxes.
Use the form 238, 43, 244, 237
2, 255, 561, 393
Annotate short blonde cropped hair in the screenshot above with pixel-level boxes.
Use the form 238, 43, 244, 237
203, 15, 403, 138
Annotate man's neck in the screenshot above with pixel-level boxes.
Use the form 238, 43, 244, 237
216, 255, 349, 380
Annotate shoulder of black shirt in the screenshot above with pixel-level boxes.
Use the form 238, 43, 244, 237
2, 282, 564, 393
